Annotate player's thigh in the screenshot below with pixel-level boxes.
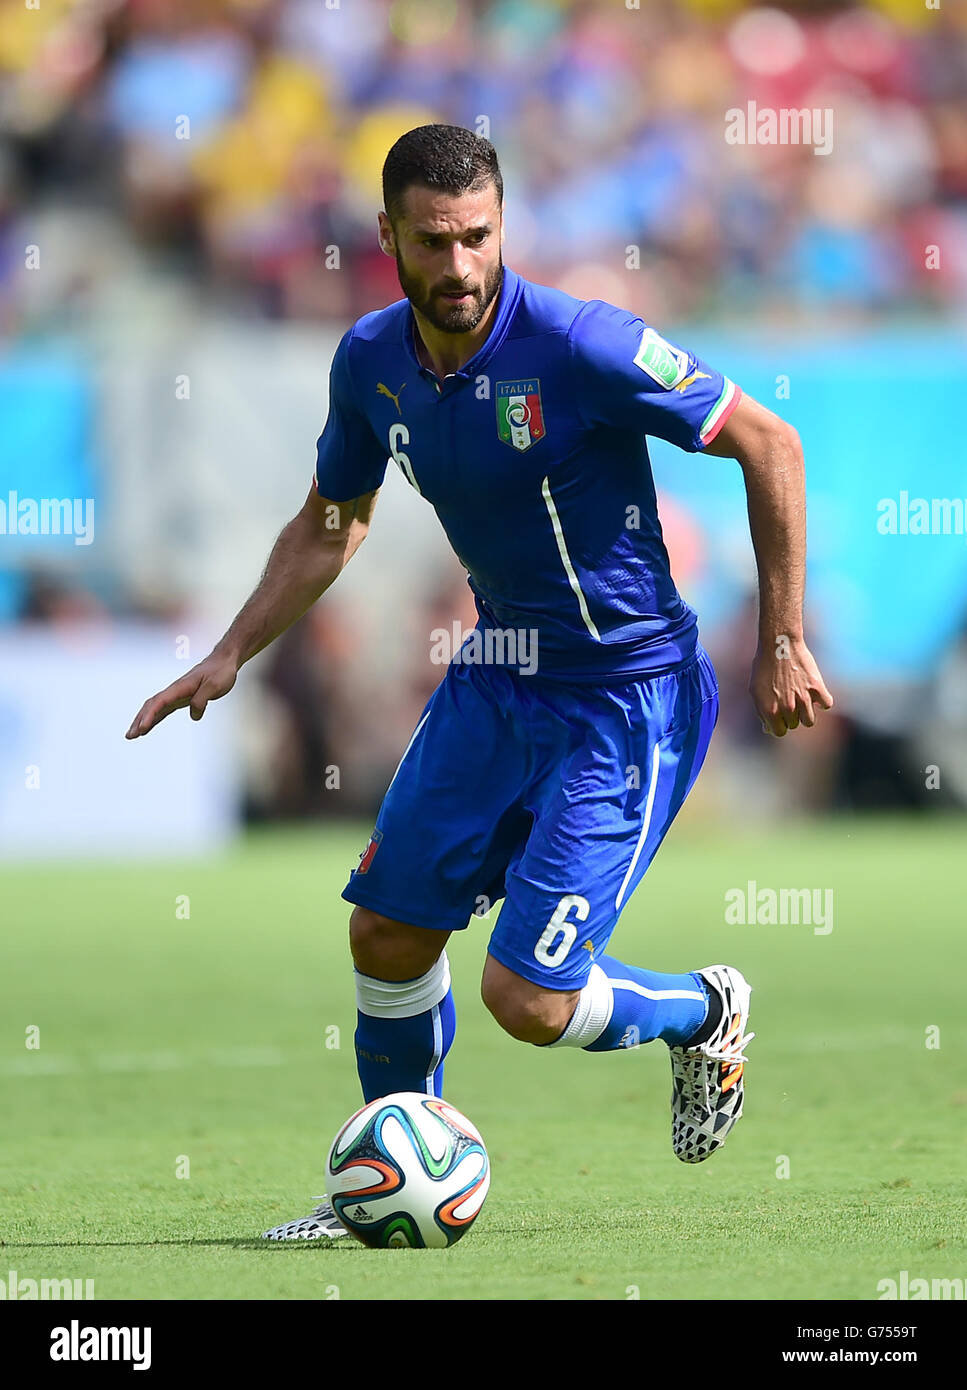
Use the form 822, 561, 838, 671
342, 658, 532, 934
487, 652, 718, 991
479, 953, 579, 1042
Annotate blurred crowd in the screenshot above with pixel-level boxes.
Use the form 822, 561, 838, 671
2, 0, 967, 333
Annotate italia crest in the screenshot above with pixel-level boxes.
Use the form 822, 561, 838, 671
356, 827, 382, 874
496, 380, 545, 452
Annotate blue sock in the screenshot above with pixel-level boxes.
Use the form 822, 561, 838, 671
550, 956, 710, 1053
354, 953, 456, 1102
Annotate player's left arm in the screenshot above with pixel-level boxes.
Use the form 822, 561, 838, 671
568, 303, 833, 734
703, 392, 834, 736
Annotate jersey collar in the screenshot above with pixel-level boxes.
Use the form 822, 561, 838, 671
402, 264, 523, 384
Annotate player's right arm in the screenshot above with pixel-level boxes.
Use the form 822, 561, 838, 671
125, 486, 379, 738
127, 328, 388, 739
127, 327, 389, 740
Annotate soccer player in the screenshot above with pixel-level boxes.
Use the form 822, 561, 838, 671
126, 126, 833, 1241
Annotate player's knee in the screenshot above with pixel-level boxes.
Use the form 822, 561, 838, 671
348, 906, 443, 981
480, 968, 576, 1046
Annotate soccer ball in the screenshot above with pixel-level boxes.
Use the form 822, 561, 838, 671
326, 1092, 490, 1249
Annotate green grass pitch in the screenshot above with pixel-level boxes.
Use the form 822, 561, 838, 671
1, 815, 964, 1301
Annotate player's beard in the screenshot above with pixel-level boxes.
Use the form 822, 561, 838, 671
396, 249, 503, 334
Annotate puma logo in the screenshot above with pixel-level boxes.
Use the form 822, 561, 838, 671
377, 381, 406, 413
674, 371, 712, 393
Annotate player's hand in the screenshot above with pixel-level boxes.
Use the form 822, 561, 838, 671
749, 636, 833, 737
125, 652, 239, 739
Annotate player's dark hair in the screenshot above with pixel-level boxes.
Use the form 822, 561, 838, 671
382, 125, 503, 226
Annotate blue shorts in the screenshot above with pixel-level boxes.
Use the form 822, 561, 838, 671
342, 647, 719, 991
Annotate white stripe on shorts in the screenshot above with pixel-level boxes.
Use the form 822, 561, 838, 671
614, 743, 661, 912
385, 710, 431, 796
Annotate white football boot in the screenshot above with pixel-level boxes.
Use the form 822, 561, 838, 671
261, 1196, 349, 1241
669, 964, 755, 1163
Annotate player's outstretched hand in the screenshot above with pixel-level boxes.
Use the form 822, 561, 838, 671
749, 637, 833, 737
125, 652, 238, 739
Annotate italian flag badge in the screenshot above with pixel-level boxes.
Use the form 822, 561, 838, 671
496, 380, 545, 452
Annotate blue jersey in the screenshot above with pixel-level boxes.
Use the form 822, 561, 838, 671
314, 265, 741, 683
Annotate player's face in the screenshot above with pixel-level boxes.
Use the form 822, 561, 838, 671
380, 184, 504, 334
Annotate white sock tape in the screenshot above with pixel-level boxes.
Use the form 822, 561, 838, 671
355, 952, 451, 1019
547, 964, 614, 1048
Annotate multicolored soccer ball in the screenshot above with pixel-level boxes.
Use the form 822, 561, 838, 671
326, 1092, 490, 1249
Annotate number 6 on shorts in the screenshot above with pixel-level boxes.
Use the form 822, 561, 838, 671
534, 894, 590, 968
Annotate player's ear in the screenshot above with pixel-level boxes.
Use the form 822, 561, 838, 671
377, 211, 395, 258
